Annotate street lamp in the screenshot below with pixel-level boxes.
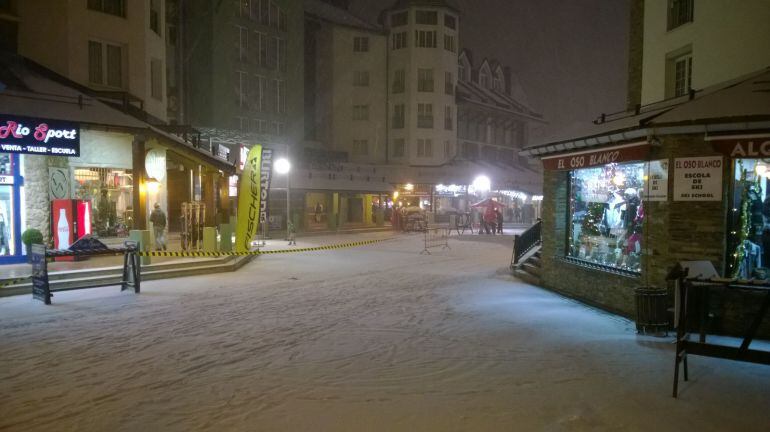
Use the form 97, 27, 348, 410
274, 157, 291, 240
471, 175, 491, 194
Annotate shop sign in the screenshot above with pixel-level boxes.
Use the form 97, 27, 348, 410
642, 160, 669, 202
542, 142, 649, 171
0, 175, 12, 185
145, 149, 166, 181
710, 135, 770, 157
48, 167, 70, 200
0, 114, 80, 156
673, 156, 723, 201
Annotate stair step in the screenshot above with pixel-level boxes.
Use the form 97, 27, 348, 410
520, 262, 542, 275
513, 269, 541, 285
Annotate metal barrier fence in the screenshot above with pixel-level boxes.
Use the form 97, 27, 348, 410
421, 225, 451, 255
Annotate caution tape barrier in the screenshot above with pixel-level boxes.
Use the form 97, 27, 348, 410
0, 238, 393, 287
138, 237, 390, 257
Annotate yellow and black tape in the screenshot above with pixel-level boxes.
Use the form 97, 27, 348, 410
137, 237, 391, 257
0, 277, 30, 288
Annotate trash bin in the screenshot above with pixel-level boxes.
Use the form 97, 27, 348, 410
635, 287, 670, 335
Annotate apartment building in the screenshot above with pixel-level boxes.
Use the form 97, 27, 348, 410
16, 0, 168, 122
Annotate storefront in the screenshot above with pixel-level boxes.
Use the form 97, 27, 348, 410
522, 72, 770, 335
0, 153, 24, 263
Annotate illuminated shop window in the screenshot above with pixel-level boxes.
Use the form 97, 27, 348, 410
568, 162, 646, 272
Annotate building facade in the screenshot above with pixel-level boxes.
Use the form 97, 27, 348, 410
16, 0, 168, 122
522, 0, 770, 334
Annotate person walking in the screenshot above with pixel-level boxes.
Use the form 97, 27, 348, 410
149, 203, 167, 251
483, 206, 497, 235
496, 208, 504, 234
287, 220, 297, 245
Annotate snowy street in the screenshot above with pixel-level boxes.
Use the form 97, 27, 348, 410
1, 233, 769, 431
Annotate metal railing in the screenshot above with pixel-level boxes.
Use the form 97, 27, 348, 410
421, 225, 451, 255
511, 219, 542, 267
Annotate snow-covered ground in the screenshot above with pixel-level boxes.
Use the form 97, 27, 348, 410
1, 232, 769, 431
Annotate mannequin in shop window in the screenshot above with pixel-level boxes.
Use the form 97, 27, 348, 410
0, 205, 8, 255
96, 189, 117, 237
602, 187, 627, 237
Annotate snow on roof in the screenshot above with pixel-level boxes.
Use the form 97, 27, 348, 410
0, 56, 147, 129
304, 0, 382, 32
457, 78, 543, 121
525, 67, 770, 155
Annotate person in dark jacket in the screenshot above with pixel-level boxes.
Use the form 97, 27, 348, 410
496, 208, 504, 234
150, 203, 167, 250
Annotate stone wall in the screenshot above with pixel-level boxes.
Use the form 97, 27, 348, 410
539, 134, 770, 335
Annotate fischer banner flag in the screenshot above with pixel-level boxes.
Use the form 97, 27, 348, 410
235, 145, 273, 252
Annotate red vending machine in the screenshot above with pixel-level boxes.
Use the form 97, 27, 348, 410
51, 199, 93, 260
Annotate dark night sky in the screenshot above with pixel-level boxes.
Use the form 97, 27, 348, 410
348, 0, 630, 143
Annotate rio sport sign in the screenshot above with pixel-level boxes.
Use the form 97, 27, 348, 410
0, 114, 80, 156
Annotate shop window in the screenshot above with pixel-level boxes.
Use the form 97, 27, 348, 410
568, 162, 646, 273
728, 159, 770, 280
73, 168, 134, 237
0, 154, 14, 256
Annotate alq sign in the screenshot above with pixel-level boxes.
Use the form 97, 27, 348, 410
709, 135, 770, 158
541, 142, 649, 170
0, 114, 80, 156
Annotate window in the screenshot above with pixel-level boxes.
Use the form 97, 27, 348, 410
254, 31, 267, 66
416, 10, 437, 25
257, 31, 268, 67
444, 106, 453, 131
568, 162, 645, 273
87, 0, 125, 17
238, 0, 249, 18
88, 40, 123, 88
391, 11, 408, 27
354, 37, 369, 52
268, 36, 278, 69
236, 70, 248, 108
251, 118, 268, 134
353, 105, 369, 121
260, 0, 269, 25
393, 69, 405, 93
673, 54, 692, 97
150, 0, 161, 35
269, 1, 279, 27
459, 61, 466, 82
150, 58, 163, 100
392, 104, 405, 129
279, 10, 287, 31
354, 71, 370, 87
353, 140, 368, 156
444, 14, 456, 29
275, 79, 286, 113
276, 37, 286, 72
237, 25, 248, 62
417, 69, 434, 92
392, 32, 407, 50
417, 103, 433, 128
480, 71, 489, 88
445, 72, 453, 95
493, 74, 503, 92
444, 35, 455, 53
668, 0, 694, 30
251, 75, 265, 111
417, 139, 433, 157
728, 159, 770, 279
392, 138, 405, 158
444, 140, 451, 158
275, 122, 285, 136
414, 30, 437, 48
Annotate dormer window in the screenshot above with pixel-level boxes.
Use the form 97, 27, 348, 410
458, 62, 466, 82
480, 72, 489, 88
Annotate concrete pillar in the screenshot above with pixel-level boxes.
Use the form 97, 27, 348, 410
203, 227, 217, 252
219, 223, 232, 252
328, 192, 339, 230
130, 229, 151, 265
132, 136, 147, 230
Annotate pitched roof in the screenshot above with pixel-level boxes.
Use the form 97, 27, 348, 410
304, 0, 382, 32
457, 77, 543, 121
523, 67, 770, 156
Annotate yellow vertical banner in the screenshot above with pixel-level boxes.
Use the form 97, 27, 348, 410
235, 145, 263, 252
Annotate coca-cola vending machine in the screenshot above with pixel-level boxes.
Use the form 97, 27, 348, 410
51, 199, 92, 260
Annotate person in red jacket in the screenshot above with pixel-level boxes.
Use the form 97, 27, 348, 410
483, 206, 497, 235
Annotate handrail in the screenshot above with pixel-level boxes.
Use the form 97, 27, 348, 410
511, 219, 542, 266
